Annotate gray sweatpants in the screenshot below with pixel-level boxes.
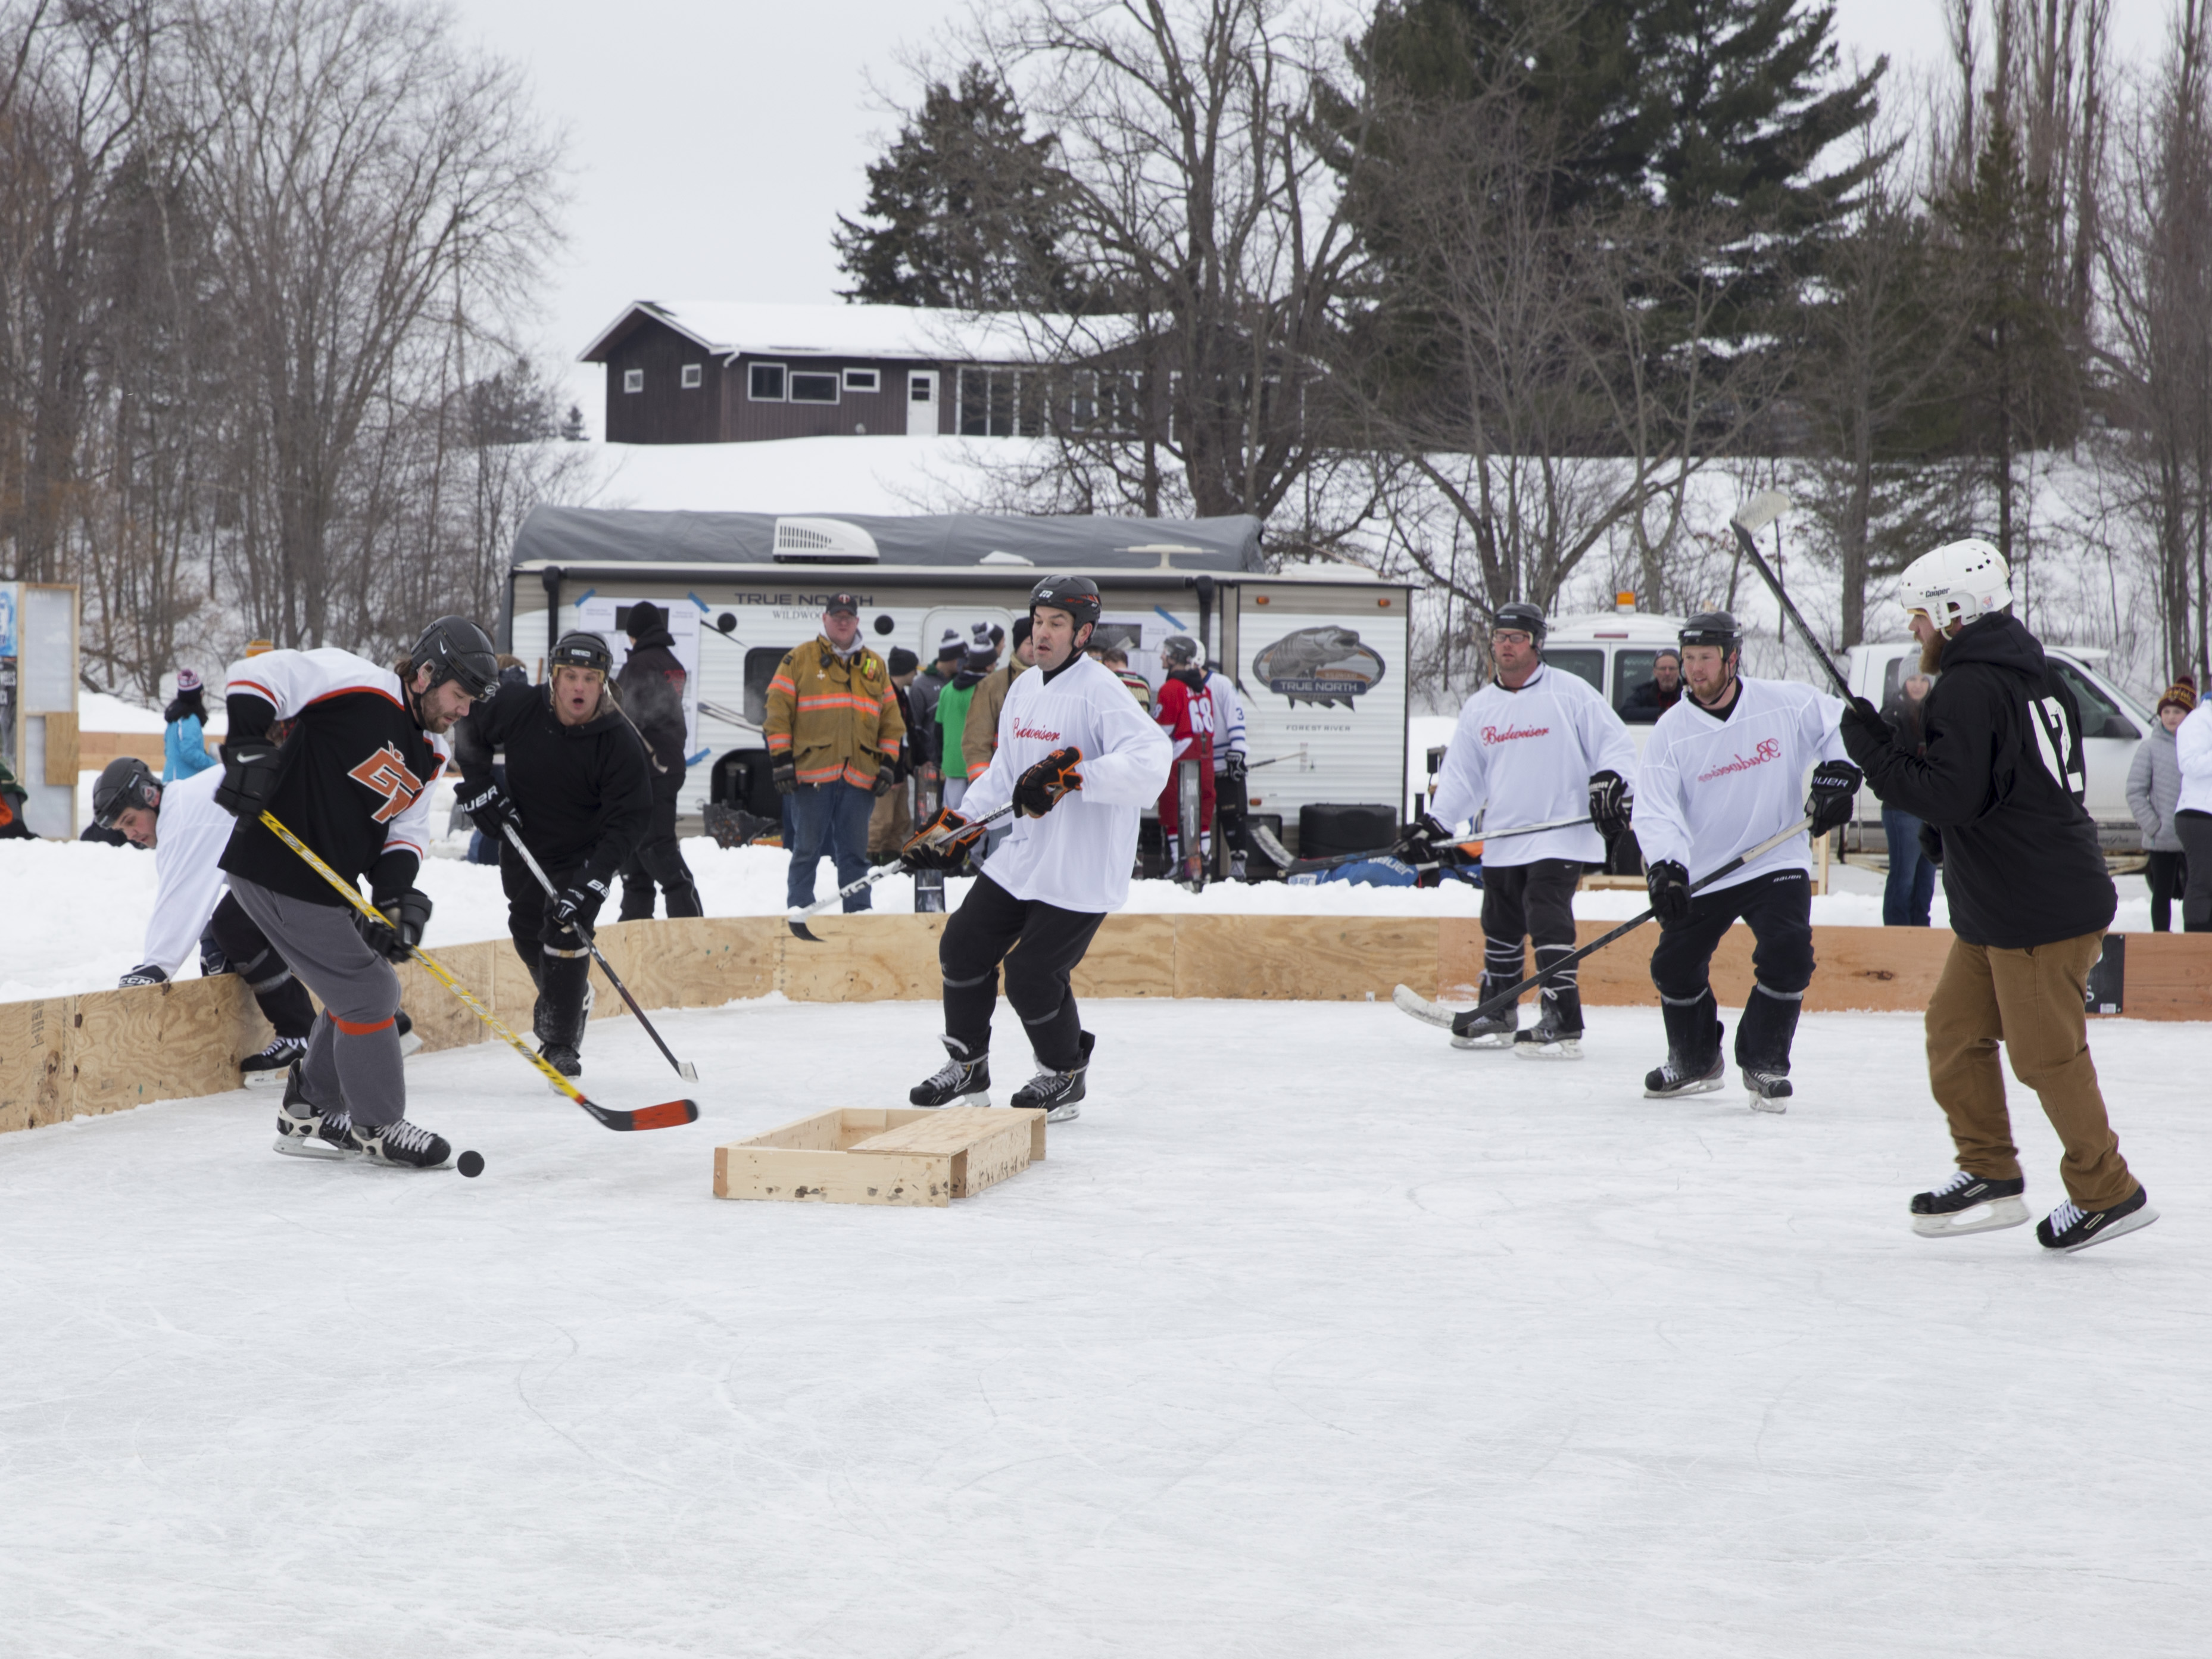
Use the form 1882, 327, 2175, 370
229, 875, 407, 1128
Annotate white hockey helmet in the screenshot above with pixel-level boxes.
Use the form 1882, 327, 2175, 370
1899, 538, 2010, 629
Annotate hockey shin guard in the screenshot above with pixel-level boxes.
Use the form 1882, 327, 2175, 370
1659, 987, 1723, 1068
537, 947, 593, 1049
1533, 943, 1583, 1033
1736, 983, 1804, 1074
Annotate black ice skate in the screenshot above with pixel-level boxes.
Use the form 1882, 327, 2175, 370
272, 1063, 353, 1159
910, 1036, 990, 1108
1513, 1008, 1583, 1061
1643, 1052, 1726, 1098
2036, 1187, 2158, 1253
1742, 1067, 1793, 1113
541, 1043, 582, 1078
1910, 1170, 2029, 1238
241, 1034, 308, 1089
1450, 1009, 1517, 1050
347, 1117, 452, 1170
1012, 1031, 1094, 1123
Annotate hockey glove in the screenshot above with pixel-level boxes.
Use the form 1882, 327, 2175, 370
1836, 696, 1892, 763
118, 963, 168, 988
1013, 746, 1084, 818
1587, 769, 1633, 838
1223, 749, 1249, 790
902, 807, 985, 871
552, 875, 609, 932
213, 740, 282, 818
772, 759, 796, 794
1646, 859, 1692, 928
1805, 760, 1864, 837
872, 762, 897, 799
458, 778, 522, 841
1399, 813, 1455, 865
356, 887, 433, 962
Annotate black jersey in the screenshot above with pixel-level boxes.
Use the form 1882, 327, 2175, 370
218, 648, 448, 906
450, 678, 653, 885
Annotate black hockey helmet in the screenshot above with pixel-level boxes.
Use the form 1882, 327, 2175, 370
410, 615, 500, 700
1030, 573, 1103, 629
1160, 632, 1202, 668
1492, 601, 1546, 641
549, 629, 613, 676
1679, 610, 1742, 653
93, 756, 161, 828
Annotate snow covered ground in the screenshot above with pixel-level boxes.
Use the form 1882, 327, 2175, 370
1, 997, 2203, 1657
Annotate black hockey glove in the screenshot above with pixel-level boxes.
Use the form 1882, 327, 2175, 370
1836, 696, 1892, 763
552, 875, 609, 931
1222, 749, 1249, 790
1805, 760, 1864, 837
772, 759, 796, 794
1013, 746, 1084, 818
213, 740, 281, 818
1399, 813, 1455, 865
1646, 859, 1692, 928
356, 887, 432, 962
1917, 822, 1944, 868
872, 761, 897, 799
118, 963, 167, 988
458, 778, 522, 841
903, 807, 984, 870
1587, 769, 1633, 838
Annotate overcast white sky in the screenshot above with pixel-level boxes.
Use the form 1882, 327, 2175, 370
444, 0, 2173, 426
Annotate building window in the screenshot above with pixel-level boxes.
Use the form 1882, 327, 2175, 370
623, 368, 644, 394
681, 363, 703, 389
843, 368, 879, 394
789, 370, 840, 404
749, 362, 785, 401
957, 366, 1039, 436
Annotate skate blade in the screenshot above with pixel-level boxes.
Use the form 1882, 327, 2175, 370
1513, 1039, 1582, 1061
272, 1134, 354, 1161
1044, 1102, 1081, 1123
915, 1092, 990, 1111
2048, 1203, 2159, 1253
1912, 1196, 2030, 1237
1643, 1076, 1726, 1099
397, 1031, 425, 1059
1393, 983, 1463, 1030
241, 1069, 292, 1090
1450, 1033, 1515, 1051
1748, 1093, 1790, 1114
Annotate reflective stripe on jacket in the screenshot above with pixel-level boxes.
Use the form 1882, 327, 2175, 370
763, 637, 907, 789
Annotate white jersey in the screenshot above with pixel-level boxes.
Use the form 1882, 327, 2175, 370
1633, 676, 1848, 892
140, 765, 233, 977
962, 654, 1174, 913
1202, 671, 1247, 771
1428, 663, 1637, 867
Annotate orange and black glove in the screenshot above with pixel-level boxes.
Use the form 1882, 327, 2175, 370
902, 807, 986, 871
1012, 746, 1084, 818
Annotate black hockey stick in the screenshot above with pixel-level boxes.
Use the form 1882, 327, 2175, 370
502, 824, 699, 1081
786, 800, 1018, 941
1729, 491, 1853, 698
1392, 816, 1813, 1037
260, 810, 698, 1131
1286, 813, 1597, 880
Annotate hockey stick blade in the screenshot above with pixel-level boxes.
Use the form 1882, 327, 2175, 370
1727, 496, 1853, 698
1730, 489, 1793, 537
1392, 983, 1462, 1029
584, 1096, 700, 1132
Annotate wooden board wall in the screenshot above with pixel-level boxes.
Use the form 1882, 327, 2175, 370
11, 914, 2212, 1138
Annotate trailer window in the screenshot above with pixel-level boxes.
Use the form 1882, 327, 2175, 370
1545, 649, 1603, 695
744, 648, 787, 726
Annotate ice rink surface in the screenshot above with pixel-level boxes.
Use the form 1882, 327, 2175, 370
2, 997, 2205, 1657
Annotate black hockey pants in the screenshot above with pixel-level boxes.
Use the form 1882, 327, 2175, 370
619, 787, 702, 921
501, 849, 605, 1049
1480, 857, 1584, 1031
940, 875, 1104, 1072
1648, 869, 1813, 1073
207, 891, 316, 1040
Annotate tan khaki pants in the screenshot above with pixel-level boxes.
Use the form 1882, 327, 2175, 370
868, 782, 912, 856
1925, 931, 2137, 1209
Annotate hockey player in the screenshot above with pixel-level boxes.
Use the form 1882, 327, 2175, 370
1154, 634, 1216, 871
1422, 602, 1637, 1058
214, 618, 498, 1169
453, 631, 652, 1078
1203, 659, 1250, 876
1633, 612, 1861, 1111
905, 575, 1172, 1122
1839, 539, 2155, 1252
95, 756, 319, 1086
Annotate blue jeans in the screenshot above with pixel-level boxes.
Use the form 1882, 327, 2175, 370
787, 782, 877, 912
1882, 806, 1936, 926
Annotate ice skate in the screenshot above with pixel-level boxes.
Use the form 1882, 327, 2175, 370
1743, 1067, 1792, 1112
1643, 1053, 1725, 1098
1513, 1008, 1582, 1061
910, 1036, 990, 1108
347, 1116, 452, 1170
2036, 1187, 2158, 1253
1450, 1009, 1517, 1050
541, 1042, 582, 1078
241, 1034, 308, 1089
1910, 1170, 2030, 1237
1012, 1031, 1093, 1122
1648, 998, 1725, 1097
272, 1064, 353, 1159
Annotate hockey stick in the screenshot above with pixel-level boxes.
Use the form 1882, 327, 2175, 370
1729, 491, 1853, 698
1284, 814, 1593, 880
785, 800, 1019, 942
501, 824, 699, 1081
258, 810, 697, 1131
1392, 816, 1814, 1036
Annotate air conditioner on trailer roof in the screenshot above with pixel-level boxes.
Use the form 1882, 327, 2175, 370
771, 516, 880, 563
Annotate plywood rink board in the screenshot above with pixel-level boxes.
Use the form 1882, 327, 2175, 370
713, 1105, 1046, 1207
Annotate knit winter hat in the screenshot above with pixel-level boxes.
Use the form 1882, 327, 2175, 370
2158, 682, 2197, 715
174, 669, 202, 693
935, 627, 965, 660
887, 647, 919, 676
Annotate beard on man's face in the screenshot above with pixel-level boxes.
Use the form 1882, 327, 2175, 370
1918, 630, 1946, 676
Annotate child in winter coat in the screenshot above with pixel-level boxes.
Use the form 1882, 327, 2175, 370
163, 669, 217, 782
2128, 680, 2195, 931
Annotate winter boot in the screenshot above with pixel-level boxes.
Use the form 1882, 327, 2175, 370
1910, 1170, 2030, 1238
1012, 1030, 1094, 1123
347, 1116, 453, 1171
1736, 984, 1804, 1114
272, 1063, 353, 1159
910, 1034, 990, 1108
241, 1034, 309, 1089
1645, 989, 1724, 1098
2036, 1187, 2158, 1253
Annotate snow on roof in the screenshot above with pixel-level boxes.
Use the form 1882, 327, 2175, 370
580, 301, 1110, 366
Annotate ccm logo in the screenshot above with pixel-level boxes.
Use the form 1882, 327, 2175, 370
348, 744, 425, 823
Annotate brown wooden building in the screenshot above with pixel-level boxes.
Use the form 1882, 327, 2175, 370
581, 301, 1079, 445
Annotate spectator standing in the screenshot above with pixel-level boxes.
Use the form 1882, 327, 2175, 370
163, 670, 218, 781
613, 602, 702, 920
909, 630, 963, 784
2127, 682, 2193, 932
1879, 671, 1938, 926
963, 617, 1036, 784
869, 647, 922, 860
2172, 685, 2212, 932
1620, 650, 1683, 721
765, 593, 906, 914
1101, 644, 1152, 711
932, 625, 997, 809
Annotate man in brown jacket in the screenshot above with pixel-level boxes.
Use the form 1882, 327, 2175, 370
765, 593, 906, 913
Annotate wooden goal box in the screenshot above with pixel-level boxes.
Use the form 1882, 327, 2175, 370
713, 1106, 1047, 1207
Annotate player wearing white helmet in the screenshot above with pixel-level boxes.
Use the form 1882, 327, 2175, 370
1840, 538, 2155, 1252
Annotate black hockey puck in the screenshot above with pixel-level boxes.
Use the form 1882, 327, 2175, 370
456, 1150, 484, 1178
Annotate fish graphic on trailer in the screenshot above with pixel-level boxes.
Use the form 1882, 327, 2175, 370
1252, 626, 1387, 709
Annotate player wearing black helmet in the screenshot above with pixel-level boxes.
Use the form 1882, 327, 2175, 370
211, 620, 494, 1170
